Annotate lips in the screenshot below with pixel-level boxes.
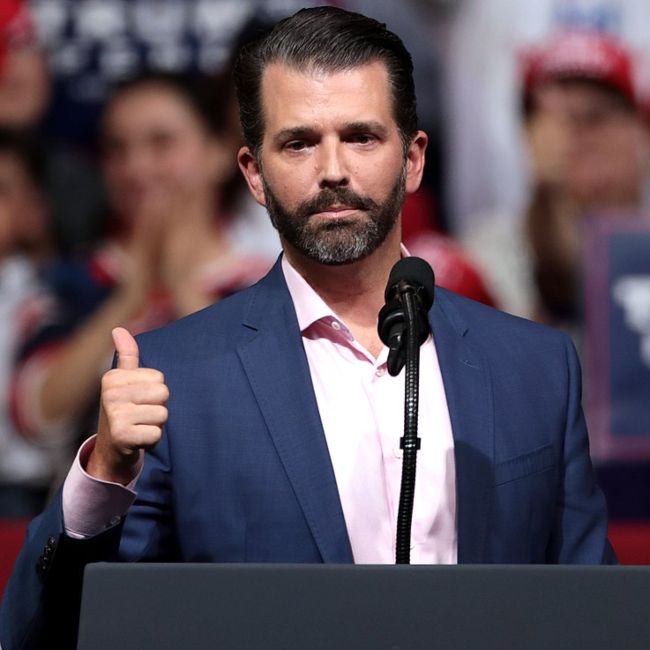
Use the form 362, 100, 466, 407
311, 205, 361, 217
324, 204, 354, 212
298, 188, 374, 220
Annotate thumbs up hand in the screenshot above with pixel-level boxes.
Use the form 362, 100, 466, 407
87, 328, 169, 485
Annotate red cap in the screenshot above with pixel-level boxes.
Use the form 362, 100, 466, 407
522, 31, 636, 106
0, 0, 37, 75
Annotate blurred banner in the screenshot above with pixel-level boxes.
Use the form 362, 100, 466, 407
28, 0, 322, 146
585, 215, 650, 459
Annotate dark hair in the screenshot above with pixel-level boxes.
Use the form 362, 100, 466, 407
233, 6, 418, 156
0, 128, 46, 191
104, 70, 236, 138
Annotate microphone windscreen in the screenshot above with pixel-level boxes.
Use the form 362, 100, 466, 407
385, 257, 435, 309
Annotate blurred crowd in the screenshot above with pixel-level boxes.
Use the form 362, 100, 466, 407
0, 0, 649, 518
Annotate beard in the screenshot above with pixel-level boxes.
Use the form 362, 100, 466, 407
262, 166, 406, 266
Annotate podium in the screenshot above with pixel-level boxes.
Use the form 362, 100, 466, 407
77, 563, 650, 649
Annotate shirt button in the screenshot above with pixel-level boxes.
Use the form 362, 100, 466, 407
331, 321, 341, 331
393, 448, 402, 459
375, 366, 386, 377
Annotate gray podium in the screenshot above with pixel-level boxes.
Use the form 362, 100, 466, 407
77, 563, 650, 650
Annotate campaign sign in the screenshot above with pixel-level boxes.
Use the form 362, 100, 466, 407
585, 216, 650, 459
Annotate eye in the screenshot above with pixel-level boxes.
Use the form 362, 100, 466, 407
348, 133, 377, 145
284, 140, 309, 152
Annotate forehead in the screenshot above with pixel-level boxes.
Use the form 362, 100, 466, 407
534, 79, 630, 111
259, 61, 395, 136
104, 84, 202, 133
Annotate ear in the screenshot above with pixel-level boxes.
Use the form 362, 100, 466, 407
237, 146, 267, 206
404, 130, 428, 195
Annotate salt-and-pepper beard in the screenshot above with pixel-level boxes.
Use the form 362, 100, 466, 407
262, 164, 407, 266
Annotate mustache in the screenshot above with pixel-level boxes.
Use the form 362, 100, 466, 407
296, 187, 378, 218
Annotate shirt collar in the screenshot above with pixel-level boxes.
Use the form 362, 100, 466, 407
281, 255, 335, 332
281, 244, 410, 334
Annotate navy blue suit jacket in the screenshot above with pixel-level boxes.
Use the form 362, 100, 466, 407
0, 258, 615, 649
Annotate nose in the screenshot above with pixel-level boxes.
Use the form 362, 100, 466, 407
120, 146, 154, 180
317, 138, 349, 189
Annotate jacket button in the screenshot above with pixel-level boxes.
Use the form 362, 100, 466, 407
36, 557, 47, 576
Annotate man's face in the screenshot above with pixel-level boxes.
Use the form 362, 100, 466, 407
239, 61, 426, 265
261, 160, 406, 265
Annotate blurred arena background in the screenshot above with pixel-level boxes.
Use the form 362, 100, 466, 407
2, 0, 650, 595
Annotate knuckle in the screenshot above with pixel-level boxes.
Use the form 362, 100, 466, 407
102, 386, 121, 406
102, 369, 120, 387
140, 426, 162, 447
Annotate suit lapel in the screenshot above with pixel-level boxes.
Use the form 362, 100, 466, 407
237, 261, 353, 563
431, 292, 495, 563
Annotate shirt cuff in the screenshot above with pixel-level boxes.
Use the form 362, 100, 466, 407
62, 435, 142, 539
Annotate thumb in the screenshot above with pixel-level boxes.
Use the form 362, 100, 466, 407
112, 327, 140, 370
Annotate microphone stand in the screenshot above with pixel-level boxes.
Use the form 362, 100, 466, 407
378, 257, 434, 564
394, 287, 421, 565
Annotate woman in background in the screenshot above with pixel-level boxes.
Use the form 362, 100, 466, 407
11, 70, 279, 455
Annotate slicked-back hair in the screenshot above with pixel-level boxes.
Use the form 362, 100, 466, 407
233, 6, 418, 157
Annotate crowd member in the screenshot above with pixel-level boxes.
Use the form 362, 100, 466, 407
445, 0, 650, 236
0, 0, 48, 130
0, 0, 106, 254
0, 129, 58, 517
11, 70, 279, 457
1, 8, 613, 649
463, 31, 650, 333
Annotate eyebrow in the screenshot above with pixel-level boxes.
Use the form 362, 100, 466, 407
271, 121, 390, 147
344, 121, 389, 138
272, 127, 317, 147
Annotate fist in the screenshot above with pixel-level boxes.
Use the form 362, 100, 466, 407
87, 327, 169, 484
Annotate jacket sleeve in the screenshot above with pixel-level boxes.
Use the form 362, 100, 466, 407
0, 490, 124, 650
1, 342, 177, 650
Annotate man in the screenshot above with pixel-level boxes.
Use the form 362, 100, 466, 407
0, 7, 615, 650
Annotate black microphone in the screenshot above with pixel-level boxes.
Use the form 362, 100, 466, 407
377, 257, 435, 376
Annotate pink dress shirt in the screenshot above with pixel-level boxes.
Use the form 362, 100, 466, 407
62, 254, 458, 564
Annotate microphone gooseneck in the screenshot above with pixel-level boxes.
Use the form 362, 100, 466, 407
377, 257, 435, 564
